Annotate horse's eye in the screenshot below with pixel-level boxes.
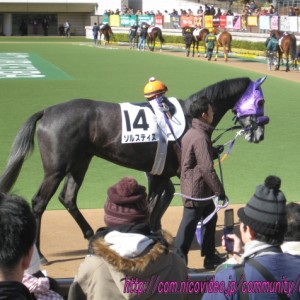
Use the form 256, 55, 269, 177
257, 100, 264, 107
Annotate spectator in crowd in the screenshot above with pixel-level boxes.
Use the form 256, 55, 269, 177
269, 4, 277, 16
288, 7, 296, 16
281, 202, 300, 255
266, 32, 279, 71
248, 0, 257, 14
204, 4, 211, 15
210, 5, 216, 16
170, 8, 179, 16
197, 6, 204, 15
215, 8, 222, 17
203, 175, 300, 300
294, 7, 299, 16
188, 8, 194, 16
174, 97, 226, 270
137, 23, 148, 51
92, 22, 99, 45
135, 9, 142, 15
68, 177, 187, 300
115, 8, 120, 15
0, 193, 37, 299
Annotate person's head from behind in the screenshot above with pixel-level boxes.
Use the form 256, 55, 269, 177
104, 177, 149, 227
285, 202, 300, 242
238, 175, 287, 245
0, 193, 36, 278
189, 97, 214, 124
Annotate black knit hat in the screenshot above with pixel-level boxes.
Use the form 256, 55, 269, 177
104, 177, 149, 227
237, 176, 287, 237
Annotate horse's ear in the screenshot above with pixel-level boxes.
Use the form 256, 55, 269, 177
255, 76, 267, 88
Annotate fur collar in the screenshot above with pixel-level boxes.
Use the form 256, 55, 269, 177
91, 230, 174, 273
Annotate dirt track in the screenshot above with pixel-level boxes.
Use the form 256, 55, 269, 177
40, 47, 299, 279
41, 205, 244, 278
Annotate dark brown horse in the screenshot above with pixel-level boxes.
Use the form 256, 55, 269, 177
182, 27, 219, 57
147, 27, 165, 52
270, 30, 297, 72
99, 24, 113, 45
215, 31, 232, 62
0, 77, 268, 264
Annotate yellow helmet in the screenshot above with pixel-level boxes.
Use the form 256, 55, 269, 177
144, 77, 168, 99
209, 27, 214, 33
186, 28, 191, 33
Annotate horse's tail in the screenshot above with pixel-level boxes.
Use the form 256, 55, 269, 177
0, 111, 44, 193
158, 29, 165, 44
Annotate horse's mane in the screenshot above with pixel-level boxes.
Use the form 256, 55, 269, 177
185, 77, 251, 116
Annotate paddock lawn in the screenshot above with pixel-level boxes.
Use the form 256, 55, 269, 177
0, 40, 299, 210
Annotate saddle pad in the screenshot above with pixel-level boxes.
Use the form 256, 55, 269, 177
120, 97, 185, 144
193, 28, 202, 37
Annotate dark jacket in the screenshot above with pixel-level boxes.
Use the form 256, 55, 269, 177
180, 118, 224, 208
184, 33, 194, 47
0, 281, 34, 300
202, 252, 300, 299
266, 37, 278, 52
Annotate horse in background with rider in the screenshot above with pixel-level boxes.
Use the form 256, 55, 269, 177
136, 22, 165, 51
99, 24, 113, 45
270, 30, 297, 71
182, 27, 232, 61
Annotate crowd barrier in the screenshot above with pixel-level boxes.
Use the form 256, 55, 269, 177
100, 14, 300, 34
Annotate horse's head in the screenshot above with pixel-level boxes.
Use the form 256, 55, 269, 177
232, 76, 269, 143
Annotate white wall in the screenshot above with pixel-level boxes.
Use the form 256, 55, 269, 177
97, 0, 122, 15
141, 0, 202, 14
97, 0, 203, 15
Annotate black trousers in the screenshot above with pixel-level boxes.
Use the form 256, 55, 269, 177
174, 200, 217, 264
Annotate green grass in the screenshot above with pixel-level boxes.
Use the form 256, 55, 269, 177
0, 40, 299, 210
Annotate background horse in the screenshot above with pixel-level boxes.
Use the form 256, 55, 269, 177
182, 27, 219, 57
270, 30, 297, 72
147, 27, 165, 52
215, 31, 232, 62
0, 77, 268, 264
99, 24, 113, 45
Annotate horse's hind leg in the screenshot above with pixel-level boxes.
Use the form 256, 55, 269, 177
32, 173, 66, 265
58, 157, 94, 241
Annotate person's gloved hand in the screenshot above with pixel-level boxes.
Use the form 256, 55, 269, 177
216, 145, 224, 154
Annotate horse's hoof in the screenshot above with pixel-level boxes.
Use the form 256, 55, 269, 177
84, 229, 94, 240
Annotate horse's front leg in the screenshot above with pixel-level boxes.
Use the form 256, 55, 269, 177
146, 174, 175, 231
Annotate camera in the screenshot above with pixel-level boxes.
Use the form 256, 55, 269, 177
223, 209, 234, 252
